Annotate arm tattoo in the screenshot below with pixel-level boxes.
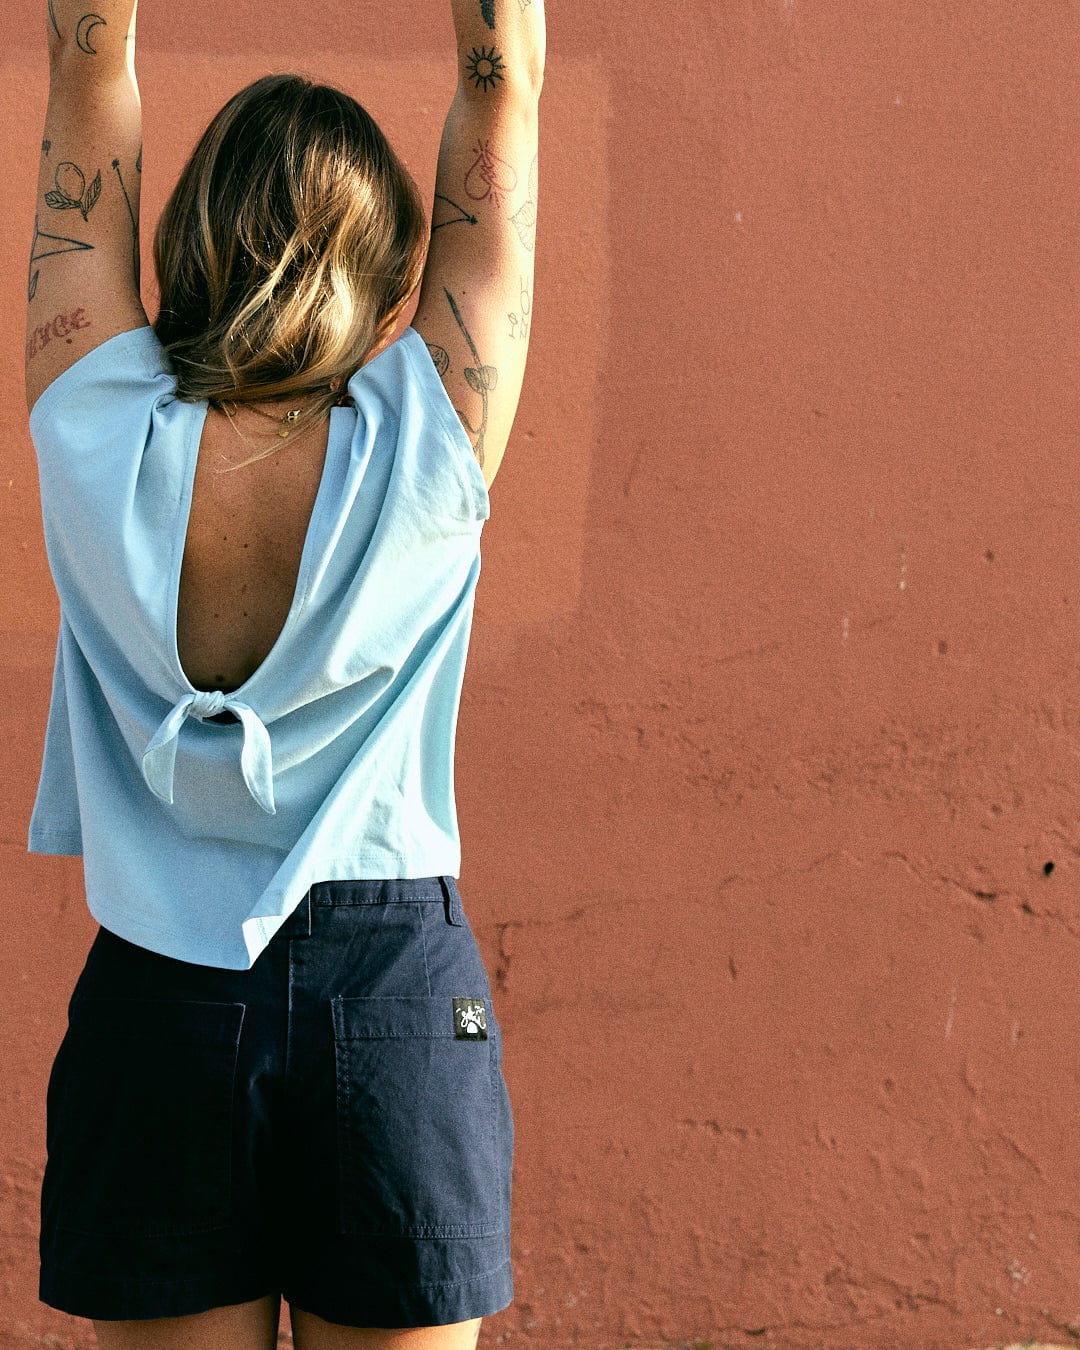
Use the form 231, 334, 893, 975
464, 137, 518, 208
444, 286, 497, 468
44, 158, 102, 221
432, 191, 478, 231
510, 151, 538, 252
113, 147, 142, 279
479, 0, 496, 28
28, 211, 93, 301
27, 305, 91, 362
507, 273, 531, 340
28, 148, 141, 299
465, 45, 506, 93
31, 155, 101, 301
75, 12, 108, 53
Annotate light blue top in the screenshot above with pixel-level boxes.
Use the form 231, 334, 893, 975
27, 323, 490, 970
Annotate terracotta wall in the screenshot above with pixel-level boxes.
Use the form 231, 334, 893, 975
3, 3, 1080, 1348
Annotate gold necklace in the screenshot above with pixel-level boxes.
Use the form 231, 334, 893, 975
222, 401, 315, 446
220, 377, 345, 449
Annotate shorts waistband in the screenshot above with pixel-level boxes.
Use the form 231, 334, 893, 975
277, 876, 461, 940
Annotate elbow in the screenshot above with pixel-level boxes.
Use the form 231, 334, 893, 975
523, 47, 545, 94
515, 61, 546, 101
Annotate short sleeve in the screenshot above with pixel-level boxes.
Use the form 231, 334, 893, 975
401, 326, 492, 524
26, 325, 185, 688
28, 325, 174, 460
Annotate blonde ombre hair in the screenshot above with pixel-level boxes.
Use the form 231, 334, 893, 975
152, 72, 428, 468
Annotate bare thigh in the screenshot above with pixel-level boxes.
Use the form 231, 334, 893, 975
290, 1308, 482, 1350
93, 1293, 280, 1350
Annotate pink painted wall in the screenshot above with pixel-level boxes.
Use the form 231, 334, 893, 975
4, 3, 1080, 1348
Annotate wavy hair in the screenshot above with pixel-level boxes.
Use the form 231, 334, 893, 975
151, 72, 428, 470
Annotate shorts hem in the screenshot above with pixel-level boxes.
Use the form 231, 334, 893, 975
283, 1256, 514, 1328
39, 1267, 278, 1323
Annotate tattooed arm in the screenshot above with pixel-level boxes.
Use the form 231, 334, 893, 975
450, 0, 545, 91
25, 0, 146, 416
45, 0, 139, 78
410, 0, 545, 495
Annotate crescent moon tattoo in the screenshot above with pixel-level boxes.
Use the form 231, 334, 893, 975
75, 13, 107, 54
47, 0, 61, 39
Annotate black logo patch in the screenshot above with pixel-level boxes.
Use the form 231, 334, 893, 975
452, 997, 488, 1039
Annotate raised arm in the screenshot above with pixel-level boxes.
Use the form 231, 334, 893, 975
411, 0, 546, 496
25, 0, 145, 416
44, 0, 139, 75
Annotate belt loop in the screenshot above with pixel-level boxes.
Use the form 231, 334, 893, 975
439, 875, 464, 926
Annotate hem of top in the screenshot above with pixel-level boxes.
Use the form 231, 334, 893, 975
84, 856, 465, 969
28, 324, 162, 437
85, 901, 233, 965
243, 852, 462, 956
27, 823, 83, 856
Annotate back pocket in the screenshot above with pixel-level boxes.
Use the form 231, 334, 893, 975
44, 996, 245, 1238
332, 994, 503, 1238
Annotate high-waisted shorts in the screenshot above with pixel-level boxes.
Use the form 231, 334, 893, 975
39, 876, 514, 1328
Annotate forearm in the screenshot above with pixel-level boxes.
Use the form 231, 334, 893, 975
46, 0, 138, 79
450, 0, 545, 96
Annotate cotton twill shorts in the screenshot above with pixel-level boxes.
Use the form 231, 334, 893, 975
39, 876, 514, 1328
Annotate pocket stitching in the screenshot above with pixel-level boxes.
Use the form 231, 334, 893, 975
416, 901, 432, 996
51, 997, 244, 1238
332, 994, 502, 1238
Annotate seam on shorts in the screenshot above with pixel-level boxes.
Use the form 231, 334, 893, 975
286, 1256, 511, 1297
490, 1020, 501, 1207
335, 1011, 353, 1233
417, 901, 432, 996
395, 1256, 512, 1290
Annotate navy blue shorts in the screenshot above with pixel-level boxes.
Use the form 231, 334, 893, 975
39, 876, 514, 1328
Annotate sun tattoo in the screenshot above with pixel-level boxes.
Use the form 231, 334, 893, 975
465, 45, 506, 94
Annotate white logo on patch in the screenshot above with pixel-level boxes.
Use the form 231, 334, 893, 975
457, 1001, 486, 1034
452, 997, 488, 1038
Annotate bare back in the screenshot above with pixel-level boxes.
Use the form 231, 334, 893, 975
175, 409, 333, 695
178, 2, 544, 701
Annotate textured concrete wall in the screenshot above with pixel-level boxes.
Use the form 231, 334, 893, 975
4, 2, 1080, 1348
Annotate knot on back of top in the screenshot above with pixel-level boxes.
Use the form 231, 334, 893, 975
190, 689, 227, 720
141, 688, 276, 815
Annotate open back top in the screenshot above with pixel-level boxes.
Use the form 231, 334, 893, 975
27, 322, 490, 970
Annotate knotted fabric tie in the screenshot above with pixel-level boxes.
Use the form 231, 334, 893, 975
141, 688, 276, 815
